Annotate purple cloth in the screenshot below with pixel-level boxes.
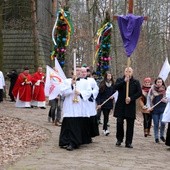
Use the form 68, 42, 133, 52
118, 14, 144, 57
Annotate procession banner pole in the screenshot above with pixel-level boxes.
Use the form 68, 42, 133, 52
150, 97, 166, 110
73, 49, 77, 76
113, 0, 147, 98
73, 49, 79, 103
96, 95, 113, 110
126, 57, 131, 98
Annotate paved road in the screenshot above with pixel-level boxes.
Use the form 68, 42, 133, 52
1, 101, 170, 170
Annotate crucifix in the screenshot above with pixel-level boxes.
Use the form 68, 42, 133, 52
113, 0, 147, 24
113, 0, 147, 99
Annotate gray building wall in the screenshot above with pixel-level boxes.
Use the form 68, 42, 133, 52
2, 30, 52, 74
2, 30, 35, 73
2, 0, 53, 74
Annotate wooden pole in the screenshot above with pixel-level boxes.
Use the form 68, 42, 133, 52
73, 48, 79, 103
128, 0, 134, 14
150, 97, 166, 110
126, 0, 133, 98
126, 57, 131, 98
73, 49, 77, 76
113, 0, 147, 98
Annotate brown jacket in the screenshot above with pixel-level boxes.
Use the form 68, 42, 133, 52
139, 95, 150, 114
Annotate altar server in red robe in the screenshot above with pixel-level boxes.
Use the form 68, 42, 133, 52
31, 66, 46, 109
12, 67, 32, 108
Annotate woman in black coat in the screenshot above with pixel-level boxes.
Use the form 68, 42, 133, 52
96, 71, 116, 136
114, 67, 142, 148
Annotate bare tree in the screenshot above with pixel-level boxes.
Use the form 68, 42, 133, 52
31, 0, 39, 70
0, 2, 3, 70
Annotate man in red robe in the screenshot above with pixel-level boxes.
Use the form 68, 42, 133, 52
31, 66, 46, 109
12, 67, 32, 108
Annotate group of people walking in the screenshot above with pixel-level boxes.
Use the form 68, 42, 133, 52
12, 66, 46, 108
59, 65, 170, 151
1, 64, 170, 151
59, 66, 99, 150
59, 66, 142, 150
0, 66, 46, 108
139, 76, 170, 146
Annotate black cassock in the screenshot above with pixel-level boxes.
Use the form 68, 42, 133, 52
166, 123, 170, 146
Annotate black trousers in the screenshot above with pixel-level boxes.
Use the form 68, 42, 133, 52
143, 113, 152, 130
116, 117, 135, 145
0, 89, 3, 102
166, 123, 170, 146
97, 108, 102, 121
102, 108, 111, 131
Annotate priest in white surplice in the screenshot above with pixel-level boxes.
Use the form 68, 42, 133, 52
81, 67, 99, 138
162, 86, 170, 146
59, 67, 92, 151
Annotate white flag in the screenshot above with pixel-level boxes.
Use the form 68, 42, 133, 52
162, 86, 170, 123
112, 91, 118, 103
158, 57, 170, 81
55, 58, 66, 80
45, 65, 64, 100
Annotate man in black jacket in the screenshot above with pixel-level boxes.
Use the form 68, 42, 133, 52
6, 70, 18, 102
114, 67, 142, 148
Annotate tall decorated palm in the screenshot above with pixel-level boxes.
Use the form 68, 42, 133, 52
95, 12, 112, 77
51, 6, 74, 68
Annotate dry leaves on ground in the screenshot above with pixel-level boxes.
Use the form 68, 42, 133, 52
0, 116, 49, 167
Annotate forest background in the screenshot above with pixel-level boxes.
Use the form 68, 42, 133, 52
0, 0, 170, 84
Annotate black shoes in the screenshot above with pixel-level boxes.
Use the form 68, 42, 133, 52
116, 141, 122, 146
116, 141, 133, 148
125, 144, 133, 148
116, 140, 133, 148
66, 145, 74, 151
60, 143, 76, 151
160, 136, 166, 142
60, 145, 68, 149
40, 107, 46, 109
155, 139, 159, 143
9, 100, 15, 102
98, 120, 102, 125
155, 137, 165, 143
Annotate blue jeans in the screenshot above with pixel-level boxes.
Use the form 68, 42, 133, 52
152, 113, 165, 140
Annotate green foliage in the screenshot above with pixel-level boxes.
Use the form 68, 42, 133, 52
96, 12, 112, 77
51, 8, 73, 68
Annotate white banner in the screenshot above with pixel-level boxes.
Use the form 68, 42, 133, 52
158, 57, 170, 81
55, 58, 67, 80
45, 65, 64, 100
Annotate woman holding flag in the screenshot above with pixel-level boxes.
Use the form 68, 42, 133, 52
147, 77, 167, 143
96, 71, 115, 136
139, 77, 152, 137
